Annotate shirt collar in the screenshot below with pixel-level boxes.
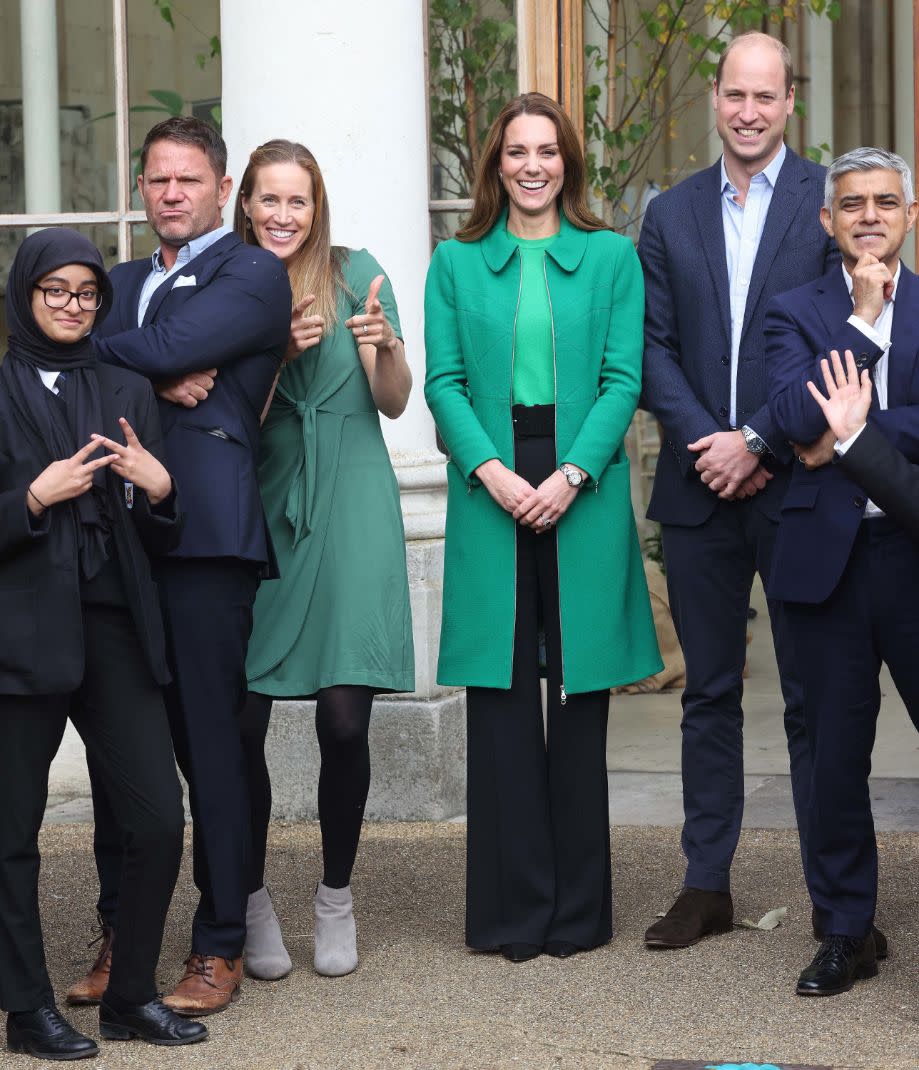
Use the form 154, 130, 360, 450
720, 142, 787, 196
150, 224, 232, 273
842, 261, 901, 302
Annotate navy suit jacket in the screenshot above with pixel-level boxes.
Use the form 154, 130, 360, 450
766, 264, 919, 603
95, 232, 291, 571
638, 148, 838, 526
837, 423, 919, 544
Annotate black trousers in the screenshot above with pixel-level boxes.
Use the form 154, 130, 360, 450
785, 518, 919, 937
661, 498, 809, 893
0, 605, 184, 1013
465, 428, 612, 951
91, 559, 260, 959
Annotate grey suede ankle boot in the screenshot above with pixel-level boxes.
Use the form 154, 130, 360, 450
313, 882, 358, 977
244, 886, 292, 980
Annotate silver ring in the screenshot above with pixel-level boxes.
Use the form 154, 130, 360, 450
540, 516, 553, 528
362, 323, 368, 335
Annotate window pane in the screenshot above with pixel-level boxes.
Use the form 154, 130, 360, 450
130, 222, 160, 263
127, 1, 221, 208
0, 223, 118, 351
427, 1, 517, 201
0, 1, 117, 214
430, 210, 469, 248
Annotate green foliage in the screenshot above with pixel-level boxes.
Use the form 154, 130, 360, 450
583, 0, 839, 223
427, 0, 518, 199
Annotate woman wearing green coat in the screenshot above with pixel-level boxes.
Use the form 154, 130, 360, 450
424, 93, 661, 962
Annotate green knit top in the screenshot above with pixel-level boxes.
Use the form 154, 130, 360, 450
511, 231, 558, 406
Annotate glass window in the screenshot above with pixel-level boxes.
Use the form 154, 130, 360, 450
427, 0, 517, 240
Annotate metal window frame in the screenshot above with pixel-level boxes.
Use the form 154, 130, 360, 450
0, 0, 146, 261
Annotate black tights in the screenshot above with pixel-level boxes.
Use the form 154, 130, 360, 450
242, 686, 374, 891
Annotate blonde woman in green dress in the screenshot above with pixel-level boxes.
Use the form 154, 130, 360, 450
230, 140, 414, 979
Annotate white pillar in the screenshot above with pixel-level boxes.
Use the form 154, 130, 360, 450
20, 0, 61, 212
805, 7, 833, 158
221, 0, 461, 819
893, 0, 915, 268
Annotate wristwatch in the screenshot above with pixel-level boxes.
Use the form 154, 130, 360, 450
740, 425, 768, 456
559, 463, 586, 488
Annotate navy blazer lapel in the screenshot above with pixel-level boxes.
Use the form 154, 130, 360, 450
740, 149, 809, 341
114, 259, 150, 331
812, 266, 852, 338
889, 265, 919, 406
142, 231, 240, 326
690, 162, 731, 348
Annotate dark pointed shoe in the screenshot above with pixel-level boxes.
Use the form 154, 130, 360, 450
812, 908, 887, 960
644, 888, 733, 949
796, 933, 878, 996
6, 1004, 99, 1061
100, 997, 208, 1046
544, 941, 580, 958
499, 943, 542, 962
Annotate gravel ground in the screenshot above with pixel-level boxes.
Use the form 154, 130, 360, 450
5, 823, 916, 1070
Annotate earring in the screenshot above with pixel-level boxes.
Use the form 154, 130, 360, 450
245, 216, 252, 230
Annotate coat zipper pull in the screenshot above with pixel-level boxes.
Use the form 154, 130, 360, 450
560, 685, 567, 706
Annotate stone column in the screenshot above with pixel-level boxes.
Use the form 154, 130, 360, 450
220, 0, 463, 819
893, 0, 916, 269
20, 0, 60, 212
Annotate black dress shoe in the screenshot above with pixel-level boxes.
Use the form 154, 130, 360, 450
6, 1004, 99, 1061
796, 933, 878, 996
544, 941, 579, 958
811, 907, 888, 960
100, 997, 208, 1046
499, 943, 541, 962
644, 888, 734, 949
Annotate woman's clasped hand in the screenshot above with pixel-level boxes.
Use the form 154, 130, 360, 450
475, 458, 584, 532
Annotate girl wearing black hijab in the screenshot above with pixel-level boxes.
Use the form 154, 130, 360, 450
0, 229, 206, 1058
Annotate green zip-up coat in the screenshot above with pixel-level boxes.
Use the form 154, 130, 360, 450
424, 212, 662, 694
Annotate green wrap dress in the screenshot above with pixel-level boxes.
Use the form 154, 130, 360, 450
246, 248, 414, 698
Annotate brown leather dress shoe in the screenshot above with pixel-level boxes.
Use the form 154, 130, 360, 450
162, 955, 242, 1017
645, 888, 734, 949
65, 917, 114, 1005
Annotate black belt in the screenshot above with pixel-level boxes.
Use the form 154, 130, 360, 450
512, 404, 555, 438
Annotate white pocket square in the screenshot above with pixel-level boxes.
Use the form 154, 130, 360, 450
172, 274, 197, 289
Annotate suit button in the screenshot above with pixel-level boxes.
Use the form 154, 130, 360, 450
719, 406, 728, 417
856, 354, 869, 368
854, 496, 866, 509
721, 356, 729, 365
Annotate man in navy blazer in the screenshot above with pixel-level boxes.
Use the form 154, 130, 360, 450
69, 118, 291, 1015
766, 147, 919, 996
639, 31, 838, 950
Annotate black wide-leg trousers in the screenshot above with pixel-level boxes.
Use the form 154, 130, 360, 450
0, 605, 184, 1012
465, 427, 612, 951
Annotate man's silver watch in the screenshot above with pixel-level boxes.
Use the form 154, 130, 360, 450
740, 425, 767, 456
559, 463, 586, 488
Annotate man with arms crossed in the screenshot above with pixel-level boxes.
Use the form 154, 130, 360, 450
66, 117, 290, 1015
639, 31, 837, 949
766, 147, 919, 995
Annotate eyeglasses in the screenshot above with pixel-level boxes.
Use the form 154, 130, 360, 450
34, 285, 103, 311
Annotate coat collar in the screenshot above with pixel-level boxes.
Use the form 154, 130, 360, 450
480, 209, 589, 273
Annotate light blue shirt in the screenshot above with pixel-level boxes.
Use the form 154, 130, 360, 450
720, 143, 786, 428
136, 224, 232, 327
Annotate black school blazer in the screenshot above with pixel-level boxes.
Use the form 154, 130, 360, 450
0, 362, 183, 695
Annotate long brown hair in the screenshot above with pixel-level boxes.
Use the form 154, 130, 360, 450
456, 93, 607, 242
233, 139, 346, 336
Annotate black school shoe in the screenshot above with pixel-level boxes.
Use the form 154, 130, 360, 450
100, 996, 208, 1046
796, 932, 879, 996
6, 1004, 99, 1061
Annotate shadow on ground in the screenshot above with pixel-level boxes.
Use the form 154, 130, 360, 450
17, 823, 918, 1070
